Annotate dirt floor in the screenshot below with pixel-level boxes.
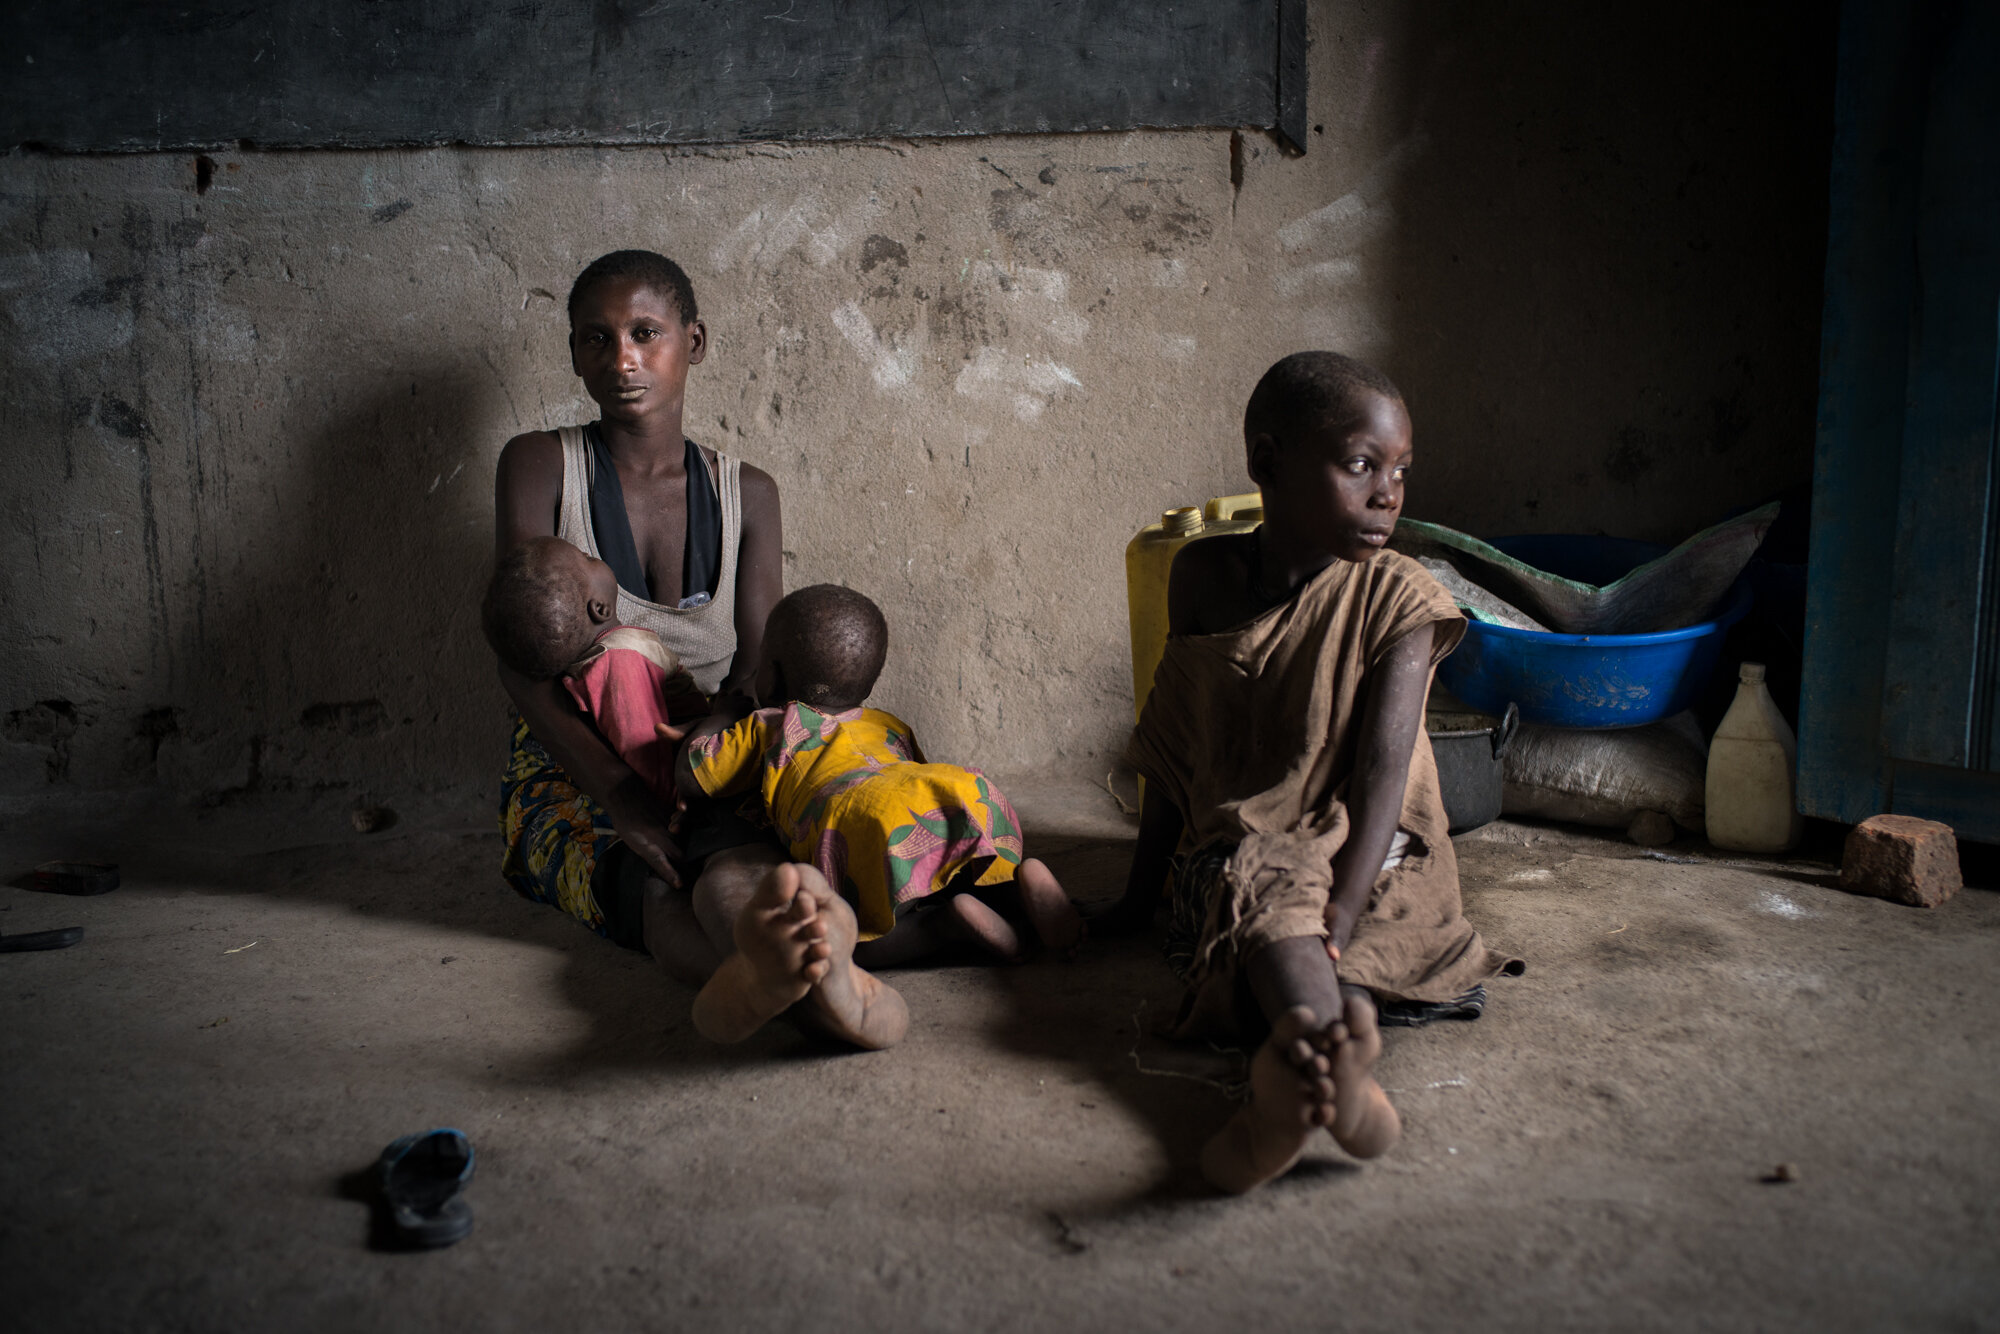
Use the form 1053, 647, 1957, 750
3, 775, 1997, 1333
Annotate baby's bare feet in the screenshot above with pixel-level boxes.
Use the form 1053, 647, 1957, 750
1015, 858, 1085, 958
1199, 1006, 1336, 1194
795, 865, 910, 1050
690, 864, 831, 1043
947, 894, 1024, 961
1326, 988, 1401, 1159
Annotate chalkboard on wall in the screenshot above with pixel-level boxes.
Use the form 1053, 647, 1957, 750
3, 0, 1306, 154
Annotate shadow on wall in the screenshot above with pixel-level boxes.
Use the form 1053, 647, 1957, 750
4, 189, 509, 808
185, 357, 502, 811
1378, 0, 1836, 546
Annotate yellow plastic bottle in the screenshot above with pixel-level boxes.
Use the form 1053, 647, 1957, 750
1704, 662, 1804, 852
1125, 500, 1265, 719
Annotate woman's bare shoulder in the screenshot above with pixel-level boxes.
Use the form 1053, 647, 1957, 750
495, 430, 565, 548
737, 459, 781, 519
499, 429, 563, 472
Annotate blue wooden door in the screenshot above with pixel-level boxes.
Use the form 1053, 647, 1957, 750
1800, 0, 2000, 842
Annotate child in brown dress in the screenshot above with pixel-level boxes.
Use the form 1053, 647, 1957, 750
1096, 351, 1520, 1192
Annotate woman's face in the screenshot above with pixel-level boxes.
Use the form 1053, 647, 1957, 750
568, 276, 706, 425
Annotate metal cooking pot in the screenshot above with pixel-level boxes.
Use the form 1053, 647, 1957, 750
1429, 702, 1519, 835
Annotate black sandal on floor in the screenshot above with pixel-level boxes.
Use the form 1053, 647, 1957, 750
377, 1128, 475, 1249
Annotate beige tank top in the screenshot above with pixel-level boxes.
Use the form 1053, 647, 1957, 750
555, 426, 741, 695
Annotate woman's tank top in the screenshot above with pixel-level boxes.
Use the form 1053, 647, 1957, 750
555, 425, 741, 695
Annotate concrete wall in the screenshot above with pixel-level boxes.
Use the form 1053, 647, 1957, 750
0, 1, 1833, 804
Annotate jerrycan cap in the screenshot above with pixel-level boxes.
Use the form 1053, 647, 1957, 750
1739, 662, 1767, 683
1161, 507, 1205, 536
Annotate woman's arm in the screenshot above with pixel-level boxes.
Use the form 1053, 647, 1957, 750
723, 463, 784, 697
503, 663, 683, 885
494, 430, 683, 885
1324, 622, 1434, 956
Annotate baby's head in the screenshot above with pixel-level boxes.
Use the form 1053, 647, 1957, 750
757, 584, 889, 712
481, 537, 621, 680
1243, 350, 1412, 563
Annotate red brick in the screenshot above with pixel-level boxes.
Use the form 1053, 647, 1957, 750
1838, 813, 1963, 908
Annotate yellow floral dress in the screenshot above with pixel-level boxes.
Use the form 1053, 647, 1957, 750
686, 703, 1023, 940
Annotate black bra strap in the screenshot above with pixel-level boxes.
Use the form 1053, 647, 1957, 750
585, 425, 722, 605
583, 423, 652, 602
683, 436, 721, 603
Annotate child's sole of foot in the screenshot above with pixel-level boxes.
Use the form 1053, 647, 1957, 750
1199, 1006, 1337, 1194
792, 865, 911, 1050
1015, 857, 1085, 957
690, 863, 832, 1043
1327, 988, 1401, 1159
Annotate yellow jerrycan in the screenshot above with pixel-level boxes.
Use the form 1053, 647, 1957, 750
1125, 493, 1265, 720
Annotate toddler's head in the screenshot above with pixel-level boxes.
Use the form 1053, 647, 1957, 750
1244, 350, 1412, 563
757, 584, 888, 712
482, 537, 621, 680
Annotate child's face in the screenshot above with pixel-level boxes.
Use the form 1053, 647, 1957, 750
1252, 391, 1412, 563
569, 277, 706, 425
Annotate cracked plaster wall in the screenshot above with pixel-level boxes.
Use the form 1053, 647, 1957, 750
0, 1, 1833, 802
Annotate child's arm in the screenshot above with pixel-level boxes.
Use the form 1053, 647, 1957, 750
1324, 622, 1434, 957
669, 696, 757, 797
1091, 782, 1184, 937
1094, 539, 1216, 936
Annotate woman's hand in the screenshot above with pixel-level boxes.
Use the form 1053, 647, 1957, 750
602, 773, 683, 887
653, 720, 692, 813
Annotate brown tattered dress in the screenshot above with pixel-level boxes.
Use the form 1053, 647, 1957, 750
1126, 550, 1519, 1037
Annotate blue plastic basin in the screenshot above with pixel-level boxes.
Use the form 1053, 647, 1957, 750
1434, 535, 1751, 729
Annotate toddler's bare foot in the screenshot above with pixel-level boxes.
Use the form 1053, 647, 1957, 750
1326, 988, 1401, 1159
946, 893, 1024, 961
690, 864, 831, 1043
1199, 1006, 1336, 1194
1015, 858, 1085, 957
795, 866, 910, 1050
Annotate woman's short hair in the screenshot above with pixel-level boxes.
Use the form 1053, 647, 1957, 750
567, 250, 699, 326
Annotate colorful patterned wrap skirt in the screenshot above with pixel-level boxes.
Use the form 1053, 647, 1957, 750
498, 714, 618, 936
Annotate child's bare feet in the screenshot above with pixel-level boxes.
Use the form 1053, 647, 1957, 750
1199, 1006, 1337, 1194
946, 894, 1024, 961
1015, 857, 1085, 957
793, 865, 910, 1050
1325, 987, 1401, 1159
690, 863, 832, 1043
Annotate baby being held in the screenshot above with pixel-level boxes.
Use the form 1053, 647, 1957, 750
482, 535, 705, 804
679, 584, 1081, 1046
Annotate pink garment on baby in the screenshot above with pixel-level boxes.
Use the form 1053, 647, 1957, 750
561, 626, 695, 804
